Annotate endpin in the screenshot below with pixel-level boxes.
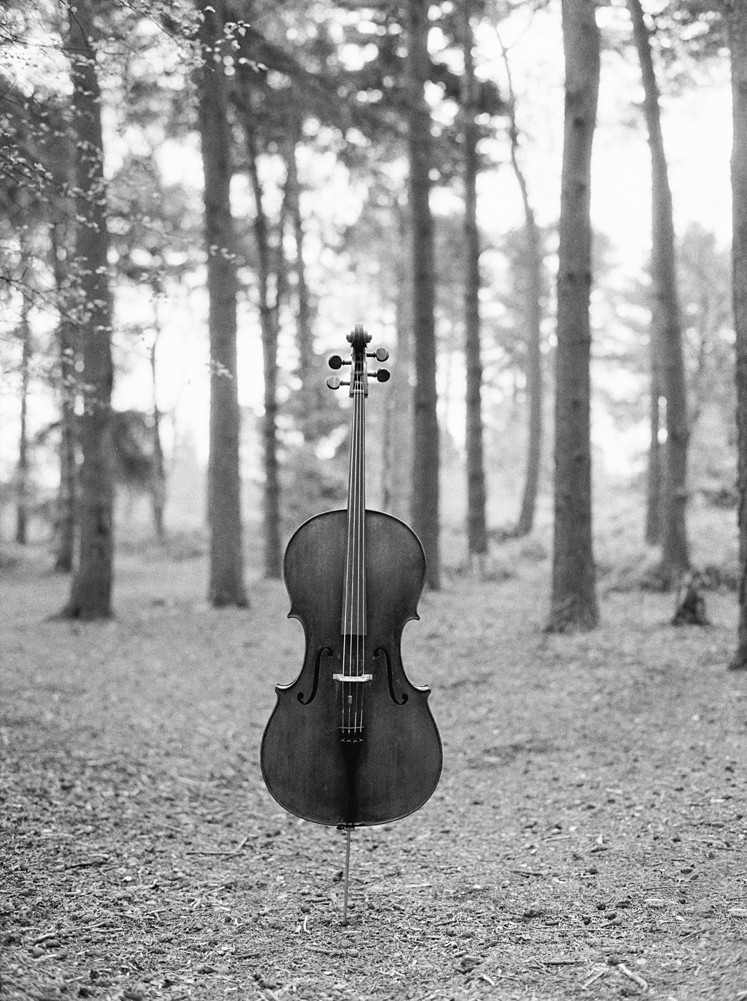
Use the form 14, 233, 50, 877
342, 827, 352, 925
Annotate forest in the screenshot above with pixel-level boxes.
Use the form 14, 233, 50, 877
2, 1, 747, 1000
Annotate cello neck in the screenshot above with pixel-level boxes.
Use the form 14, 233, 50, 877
342, 335, 368, 637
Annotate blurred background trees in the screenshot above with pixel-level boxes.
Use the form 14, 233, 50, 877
0, 0, 740, 637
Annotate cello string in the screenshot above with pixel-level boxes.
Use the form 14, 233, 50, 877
352, 376, 361, 730
358, 367, 365, 729
342, 365, 357, 734
348, 359, 363, 732
354, 380, 360, 729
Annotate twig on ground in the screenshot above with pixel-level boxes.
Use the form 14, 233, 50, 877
186, 849, 238, 856
32, 931, 62, 946
618, 963, 649, 991
581, 967, 608, 990
185, 835, 252, 857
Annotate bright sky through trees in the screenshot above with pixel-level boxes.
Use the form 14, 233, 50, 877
0, 5, 733, 481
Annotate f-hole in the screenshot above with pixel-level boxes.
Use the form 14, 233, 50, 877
297, 646, 333, 705
373, 647, 408, 705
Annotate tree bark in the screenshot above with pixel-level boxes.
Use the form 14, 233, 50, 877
197, 0, 248, 607
382, 205, 414, 521
61, 0, 115, 619
284, 132, 313, 396
150, 288, 166, 541
50, 221, 78, 573
15, 279, 31, 546
461, 1, 488, 564
501, 44, 544, 538
547, 0, 600, 633
728, 0, 747, 669
242, 102, 282, 579
645, 339, 662, 544
628, 0, 690, 583
407, 0, 440, 590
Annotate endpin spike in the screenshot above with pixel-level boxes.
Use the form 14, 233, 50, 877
342, 827, 352, 925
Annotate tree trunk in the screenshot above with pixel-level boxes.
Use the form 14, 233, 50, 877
628, 0, 690, 584
407, 0, 440, 590
51, 221, 78, 573
196, 0, 248, 607
547, 0, 600, 633
645, 340, 662, 544
61, 0, 114, 619
243, 105, 282, 580
382, 206, 414, 521
15, 282, 31, 546
150, 288, 166, 541
514, 203, 544, 538
284, 132, 313, 395
728, 1, 747, 670
501, 47, 544, 539
461, 1, 488, 565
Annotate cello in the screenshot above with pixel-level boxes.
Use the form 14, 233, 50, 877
260, 324, 442, 920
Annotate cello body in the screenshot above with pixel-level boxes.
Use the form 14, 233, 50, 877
261, 508, 442, 827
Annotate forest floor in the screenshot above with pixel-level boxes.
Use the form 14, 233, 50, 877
1, 515, 747, 1001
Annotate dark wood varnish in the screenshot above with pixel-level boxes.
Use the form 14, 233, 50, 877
260, 509, 442, 827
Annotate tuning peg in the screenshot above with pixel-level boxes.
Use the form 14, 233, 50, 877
367, 347, 389, 362
374, 368, 390, 383
326, 375, 349, 390
328, 354, 343, 370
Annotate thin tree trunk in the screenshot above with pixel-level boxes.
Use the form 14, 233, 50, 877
645, 340, 662, 544
382, 205, 413, 520
500, 41, 544, 538
51, 221, 78, 572
197, 0, 248, 607
728, 0, 747, 670
150, 287, 166, 541
15, 283, 31, 545
407, 0, 440, 590
61, 0, 114, 619
284, 132, 313, 395
461, 1, 488, 565
628, 0, 690, 584
514, 205, 544, 538
244, 115, 282, 579
547, 0, 600, 633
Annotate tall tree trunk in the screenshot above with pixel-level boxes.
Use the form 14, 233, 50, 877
500, 42, 544, 538
728, 1, 747, 670
407, 0, 440, 590
284, 132, 313, 396
243, 110, 282, 579
51, 220, 78, 572
645, 342, 662, 544
61, 0, 114, 619
150, 287, 166, 541
196, 0, 248, 607
547, 0, 600, 633
461, 1, 488, 565
514, 205, 544, 538
15, 282, 31, 546
382, 205, 413, 521
628, 0, 690, 583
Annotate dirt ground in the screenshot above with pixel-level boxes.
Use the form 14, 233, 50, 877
1, 538, 746, 1000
